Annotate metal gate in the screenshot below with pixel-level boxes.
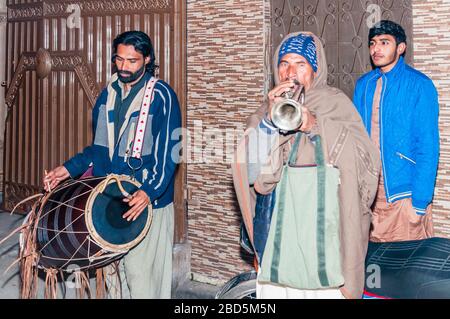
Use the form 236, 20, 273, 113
3, 0, 187, 242
270, 0, 413, 97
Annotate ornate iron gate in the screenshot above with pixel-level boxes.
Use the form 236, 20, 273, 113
3, 0, 187, 242
270, 0, 413, 97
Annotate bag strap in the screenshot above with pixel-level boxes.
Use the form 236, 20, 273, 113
288, 133, 302, 166
288, 133, 325, 167
315, 135, 330, 287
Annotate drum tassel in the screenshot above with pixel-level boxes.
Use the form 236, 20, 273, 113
20, 251, 39, 299
0, 193, 43, 250
20, 199, 42, 299
96, 267, 107, 299
104, 261, 123, 299
44, 268, 58, 299
10, 194, 44, 216
74, 270, 91, 299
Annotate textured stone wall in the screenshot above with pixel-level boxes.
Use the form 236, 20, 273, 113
0, 0, 7, 198
413, 1, 450, 238
186, 0, 269, 284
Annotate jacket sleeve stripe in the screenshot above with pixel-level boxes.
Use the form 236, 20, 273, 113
154, 84, 173, 190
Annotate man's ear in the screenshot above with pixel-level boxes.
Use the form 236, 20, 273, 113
145, 56, 151, 65
397, 42, 406, 56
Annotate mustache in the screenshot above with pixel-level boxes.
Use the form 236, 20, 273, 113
283, 78, 301, 85
118, 70, 133, 76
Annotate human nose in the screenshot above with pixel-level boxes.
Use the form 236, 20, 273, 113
372, 43, 381, 53
117, 60, 128, 70
286, 64, 296, 79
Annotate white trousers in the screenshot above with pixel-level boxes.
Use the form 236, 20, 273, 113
256, 269, 345, 299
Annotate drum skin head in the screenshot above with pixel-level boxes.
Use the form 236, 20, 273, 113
92, 182, 147, 244
86, 175, 152, 252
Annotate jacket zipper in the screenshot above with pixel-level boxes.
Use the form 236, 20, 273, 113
396, 152, 416, 164
379, 75, 391, 201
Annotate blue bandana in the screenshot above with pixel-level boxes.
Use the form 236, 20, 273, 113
278, 34, 318, 72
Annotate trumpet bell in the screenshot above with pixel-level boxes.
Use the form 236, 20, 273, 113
271, 99, 303, 132
270, 84, 305, 132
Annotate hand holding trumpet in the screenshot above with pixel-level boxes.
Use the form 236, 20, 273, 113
267, 79, 316, 133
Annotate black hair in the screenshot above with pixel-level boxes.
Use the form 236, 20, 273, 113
369, 20, 407, 46
112, 31, 157, 76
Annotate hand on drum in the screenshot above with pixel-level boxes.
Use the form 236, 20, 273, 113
122, 190, 150, 222
43, 166, 70, 192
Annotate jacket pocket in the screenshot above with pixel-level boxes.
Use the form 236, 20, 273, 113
396, 152, 416, 165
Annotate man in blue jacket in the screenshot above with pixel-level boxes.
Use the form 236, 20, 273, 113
353, 20, 439, 242
43, 31, 181, 298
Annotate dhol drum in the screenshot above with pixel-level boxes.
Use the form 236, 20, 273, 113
23, 174, 152, 271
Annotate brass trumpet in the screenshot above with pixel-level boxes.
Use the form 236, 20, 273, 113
270, 81, 305, 132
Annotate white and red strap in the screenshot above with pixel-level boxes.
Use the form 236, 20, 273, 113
131, 77, 158, 159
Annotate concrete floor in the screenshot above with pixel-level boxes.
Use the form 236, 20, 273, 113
0, 213, 23, 299
0, 212, 220, 299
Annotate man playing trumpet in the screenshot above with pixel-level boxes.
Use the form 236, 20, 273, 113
232, 32, 380, 299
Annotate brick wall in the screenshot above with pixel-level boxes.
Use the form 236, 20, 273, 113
186, 0, 450, 284
0, 0, 6, 197
413, 1, 450, 238
186, 0, 269, 284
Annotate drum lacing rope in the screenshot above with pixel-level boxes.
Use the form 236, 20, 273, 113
36, 175, 134, 256
0, 176, 103, 251
37, 235, 125, 271
57, 235, 92, 270
48, 176, 105, 194
38, 188, 93, 222
54, 235, 124, 270
37, 211, 86, 254
84, 236, 126, 265
86, 235, 126, 260
36, 175, 133, 269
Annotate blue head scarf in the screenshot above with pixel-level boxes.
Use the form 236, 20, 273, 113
278, 34, 318, 72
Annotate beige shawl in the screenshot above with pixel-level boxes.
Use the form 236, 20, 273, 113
232, 32, 381, 299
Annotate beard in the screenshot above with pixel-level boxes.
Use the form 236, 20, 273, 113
118, 64, 146, 83
371, 51, 398, 69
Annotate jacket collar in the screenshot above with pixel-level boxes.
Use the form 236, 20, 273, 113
375, 56, 405, 80
105, 72, 152, 159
